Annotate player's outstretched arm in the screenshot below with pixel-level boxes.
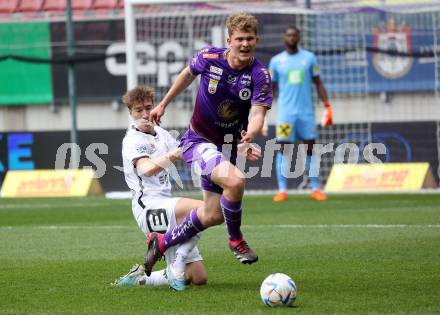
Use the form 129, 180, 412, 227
241, 105, 268, 143
135, 148, 182, 177
313, 76, 333, 126
150, 67, 197, 124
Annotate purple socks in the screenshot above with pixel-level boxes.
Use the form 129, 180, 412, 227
220, 195, 243, 241
163, 208, 205, 250
162, 196, 244, 250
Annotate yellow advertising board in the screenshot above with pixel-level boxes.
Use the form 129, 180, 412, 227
1, 169, 103, 198
326, 163, 437, 192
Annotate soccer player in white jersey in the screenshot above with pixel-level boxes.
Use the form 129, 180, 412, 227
112, 86, 208, 291
269, 26, 333, 202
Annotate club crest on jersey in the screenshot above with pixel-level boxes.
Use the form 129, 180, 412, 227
227, 75, 237, 84
208, 79, 219, 94
137, 143, 156, 155
239, 88, 251, 100
210, 65, 223, 75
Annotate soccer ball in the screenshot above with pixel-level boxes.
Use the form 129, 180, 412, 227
260, 273, 297, 307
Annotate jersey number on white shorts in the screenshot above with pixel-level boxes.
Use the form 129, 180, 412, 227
146, 209, 169, 233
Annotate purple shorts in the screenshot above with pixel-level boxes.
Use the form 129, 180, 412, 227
180, 128, 237, 194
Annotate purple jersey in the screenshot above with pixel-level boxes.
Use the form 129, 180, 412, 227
189, 46, 272, 144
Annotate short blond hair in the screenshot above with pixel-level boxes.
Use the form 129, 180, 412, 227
226, 12, 258, 36
122, 85, 155, 110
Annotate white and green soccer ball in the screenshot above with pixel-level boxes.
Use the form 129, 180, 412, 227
260, 273, 297, 307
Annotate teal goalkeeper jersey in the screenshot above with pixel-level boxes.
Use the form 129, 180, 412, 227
269, 49, 320, 117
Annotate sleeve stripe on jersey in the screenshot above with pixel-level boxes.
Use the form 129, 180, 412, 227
131, 155, 149, 165
136, 175, 146, 209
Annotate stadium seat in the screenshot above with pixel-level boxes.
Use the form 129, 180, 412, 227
17, 0, 44, 12
0, 0, 20, 13
72, 0, 94, 10
43, 0, 96, 12
93, 0, 118, 10
42, 0, 66, 11
116, 0, 124, 8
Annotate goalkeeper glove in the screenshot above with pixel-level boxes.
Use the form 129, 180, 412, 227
321, 101, 333, 127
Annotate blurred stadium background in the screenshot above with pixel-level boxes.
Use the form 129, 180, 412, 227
0, 0, 439, 194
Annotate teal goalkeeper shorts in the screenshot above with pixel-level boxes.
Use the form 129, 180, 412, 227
276, 115, 317, 143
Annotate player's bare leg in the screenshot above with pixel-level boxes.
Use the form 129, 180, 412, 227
184, 261, 207, 285
174, 198, 204, 223
192, 192, 224, 227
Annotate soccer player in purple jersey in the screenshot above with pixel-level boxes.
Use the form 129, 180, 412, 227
145, 12, 272, 276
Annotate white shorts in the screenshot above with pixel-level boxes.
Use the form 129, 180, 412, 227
132, 197, 203, 264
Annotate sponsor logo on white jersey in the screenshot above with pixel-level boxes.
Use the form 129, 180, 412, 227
137, 143, 156, 155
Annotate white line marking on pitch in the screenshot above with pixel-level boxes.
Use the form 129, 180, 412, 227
1, 224, 440, 230
0, 202, 120, 210
0, 225, 130, 230
250, 224, 440, 228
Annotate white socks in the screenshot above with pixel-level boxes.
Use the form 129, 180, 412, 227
138, 234, 200, 286
172, 234, 200, 276
139, 269, 168, 286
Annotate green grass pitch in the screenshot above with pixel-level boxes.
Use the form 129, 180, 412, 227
1, 194, 439, 314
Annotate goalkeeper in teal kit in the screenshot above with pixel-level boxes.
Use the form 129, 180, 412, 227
269, 26, 333, 202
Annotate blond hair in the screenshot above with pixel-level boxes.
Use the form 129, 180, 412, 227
226, 12, 258, 36
122, 85, 155, 110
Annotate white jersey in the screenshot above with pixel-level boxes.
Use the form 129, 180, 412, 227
122, 124, 178, 202
122, 125, 204, 265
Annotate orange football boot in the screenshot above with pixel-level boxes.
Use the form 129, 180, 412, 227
311, 189, 328, 201
273, 192, 288, 202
